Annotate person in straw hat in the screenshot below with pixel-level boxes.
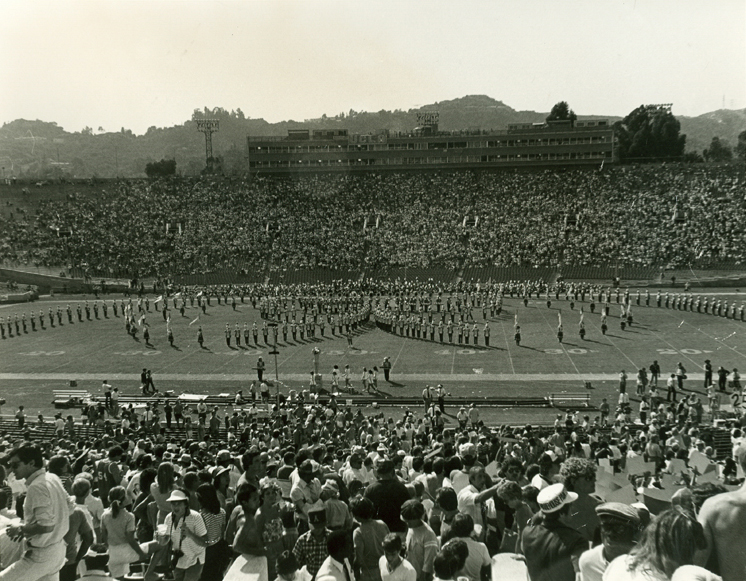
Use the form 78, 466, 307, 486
520, 483, 587, 581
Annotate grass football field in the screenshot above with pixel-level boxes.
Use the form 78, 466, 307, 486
0, 290, 744, 425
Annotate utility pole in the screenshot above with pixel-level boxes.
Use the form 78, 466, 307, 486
196, 119, 219, 173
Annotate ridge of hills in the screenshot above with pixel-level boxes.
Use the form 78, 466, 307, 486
0, 95, 743, 179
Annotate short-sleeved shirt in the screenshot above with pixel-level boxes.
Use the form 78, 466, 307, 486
353, 519, 390, 573
165, 511, 207, 569
293, 529, 328, 577
101, 508, 135, 547
457, 484, 485, 529
379, 556, 417, 581
405, 524, 439, 581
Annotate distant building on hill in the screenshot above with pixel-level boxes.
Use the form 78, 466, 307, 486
246, 117, 614, 174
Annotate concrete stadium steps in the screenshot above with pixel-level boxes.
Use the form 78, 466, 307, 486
67, 392, 562, 410
0, 418, 229, 442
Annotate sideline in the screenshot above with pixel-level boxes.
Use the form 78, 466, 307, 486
0, 372, 709, 382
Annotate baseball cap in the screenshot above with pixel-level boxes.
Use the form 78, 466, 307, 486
308, 508, 326, 525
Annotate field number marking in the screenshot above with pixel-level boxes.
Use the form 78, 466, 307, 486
657, 348, 710, 356
19, 351, 65, 356
434, 349, 481, 355
545, 348, 588, 355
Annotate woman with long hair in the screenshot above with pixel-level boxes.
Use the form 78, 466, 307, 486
604, 508, 708, 580
101, 486, 148, 580
196, 483, 231, 581
151, 461, 177, 525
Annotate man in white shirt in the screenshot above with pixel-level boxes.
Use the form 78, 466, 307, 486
1, 443, 72, 581
380, 533, 416, 581
316, 531, 356, 581
342, 453, 366, 486
291, 460, 322, 530
456, 466, 500, 540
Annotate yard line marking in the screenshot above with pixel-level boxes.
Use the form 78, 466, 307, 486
391, 334, 408, 374
640, 322, 705, 370
656, 308, 746, 361
581, 311, 639, 370
536, 306, 581, 375
499, 314, 516, 375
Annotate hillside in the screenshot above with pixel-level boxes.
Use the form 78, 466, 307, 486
0, 96, 743, 179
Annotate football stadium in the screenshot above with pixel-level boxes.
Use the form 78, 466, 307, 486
2, 2, 746, 580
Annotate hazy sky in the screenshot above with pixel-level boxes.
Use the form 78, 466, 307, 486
1, 0, 744, 135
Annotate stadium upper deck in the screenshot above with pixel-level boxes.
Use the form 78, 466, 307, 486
246, 119, 614, 173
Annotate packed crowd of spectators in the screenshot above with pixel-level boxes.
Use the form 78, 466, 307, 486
0, 164, 743, 277
1, 381, 746, 581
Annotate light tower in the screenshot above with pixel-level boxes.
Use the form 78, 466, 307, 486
196, 119, 219, 173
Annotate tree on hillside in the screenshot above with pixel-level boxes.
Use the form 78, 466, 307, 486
613, 105, 686, 162
145, 158, 176, 178
546, 101, 577, 125
735, 130, 746, 162
703, 137, 733, 162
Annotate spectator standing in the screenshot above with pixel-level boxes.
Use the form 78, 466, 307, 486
1, 443, 72, 581
293, 507, 329, 579
676, 363, 687, 391
578, 503, 640, 581
440, 514, 490, 581
196, 483, 229, 581
379, 533, 417, 581
351, 497, 389, 581
520, 483, 586, 581
364, 457, 411, 538
696, 443, 746, 581
101, 486, 147, 579
163, 489, 208, 581
559, 458, 601, 545
315, 531, 355, 581
400, 500, 438, 581
382, 357, 392, 382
